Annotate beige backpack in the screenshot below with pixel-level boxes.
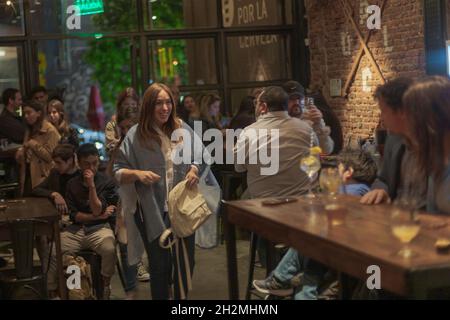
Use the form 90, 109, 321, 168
159, 179, 212, 299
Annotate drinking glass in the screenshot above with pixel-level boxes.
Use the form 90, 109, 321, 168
390, 201, 420, 258
320, 167, 342, 200
300, 154, 321, 199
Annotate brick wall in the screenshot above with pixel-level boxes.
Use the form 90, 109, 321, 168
305, 0, 426, 143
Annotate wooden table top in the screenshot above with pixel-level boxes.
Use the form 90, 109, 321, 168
0, 197, 59, 222
225, 195, 450, 296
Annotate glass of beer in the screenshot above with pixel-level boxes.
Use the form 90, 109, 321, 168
321, 167, 342, 200
390, 201, 420, 258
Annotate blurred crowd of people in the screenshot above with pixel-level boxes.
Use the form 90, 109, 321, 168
0, 73, 448, 300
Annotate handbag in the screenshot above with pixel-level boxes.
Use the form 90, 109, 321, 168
196, 167, 221, 248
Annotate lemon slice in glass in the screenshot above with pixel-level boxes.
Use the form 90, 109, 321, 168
309, 146, 322, 155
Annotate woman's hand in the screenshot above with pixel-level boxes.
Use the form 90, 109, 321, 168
15, 147, 25, 163
185, 166, 199, 189
137, 170, 161, 185
24, 139, 39, 149
360, 189, 391, 205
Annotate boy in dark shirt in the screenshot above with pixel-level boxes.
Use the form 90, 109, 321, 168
32, 144, 80, 215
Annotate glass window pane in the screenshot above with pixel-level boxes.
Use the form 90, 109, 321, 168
37, 37, 132, 128
0, 46, 22, 96
145, 0, 217, 30
29, 0, 138, 35
227, 33, 291, 83
222, 0, 292, 28
0, 0, 24, 36
149, 38, 217, 86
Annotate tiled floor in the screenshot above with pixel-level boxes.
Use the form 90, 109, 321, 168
0, 239, 266, 300
110, 240, 266, 300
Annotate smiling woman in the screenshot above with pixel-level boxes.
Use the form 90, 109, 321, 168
113, 82, 206, 300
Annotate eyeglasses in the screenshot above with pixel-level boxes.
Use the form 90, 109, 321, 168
155, 99, 173, 107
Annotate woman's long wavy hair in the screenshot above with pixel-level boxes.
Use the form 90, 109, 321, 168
199, 93, 222, 126
116, 87, 140, 119
402, 76, 450, 177
24, 100, 46, 137
47, 99, 70, 135
138, 83, 181, 148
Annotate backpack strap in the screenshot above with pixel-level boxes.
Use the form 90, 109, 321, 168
175, 240, 186, 300
181, 238, 193, 293
174, 238, 193, 300
159, 231, 193, 299
159, 228, 177, 249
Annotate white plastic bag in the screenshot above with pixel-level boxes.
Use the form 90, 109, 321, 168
195, 167, 221, 249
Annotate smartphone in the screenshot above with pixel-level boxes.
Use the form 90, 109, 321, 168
305, 97, 315, 111
262, 197, 298, 206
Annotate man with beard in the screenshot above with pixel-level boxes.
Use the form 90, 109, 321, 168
282, 81, 334, 154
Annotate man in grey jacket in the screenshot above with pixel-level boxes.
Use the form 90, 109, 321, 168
234, 86, 328, 300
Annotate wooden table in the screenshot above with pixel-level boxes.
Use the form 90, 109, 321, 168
0, 197, 66, 299
224, 195, 450, 299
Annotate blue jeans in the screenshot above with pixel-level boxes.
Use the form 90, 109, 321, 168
117, 242, 138, 293
273, 248, 328, 300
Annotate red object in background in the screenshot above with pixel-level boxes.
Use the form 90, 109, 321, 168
87, 85, 105, 131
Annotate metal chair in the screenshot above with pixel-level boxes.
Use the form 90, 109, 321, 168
0, 219, 49, 300
218, 171, 247, 244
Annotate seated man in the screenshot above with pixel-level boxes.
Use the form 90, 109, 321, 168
253, 148, 378, 299
48, 143, 118, 299
235, 86, 321, 198
31, 144, 79, 275
234, 86, 327, 299
0, 88, 25, 144
282, 81, 334, 155
32, 144, 80, 217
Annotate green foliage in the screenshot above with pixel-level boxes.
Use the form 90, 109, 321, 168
83, 0, 137, 114
149, 1, 186, 84
84, 38, 131, 114
84, 0, 187, 113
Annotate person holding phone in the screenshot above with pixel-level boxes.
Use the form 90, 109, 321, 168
282, 81, 334, 155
